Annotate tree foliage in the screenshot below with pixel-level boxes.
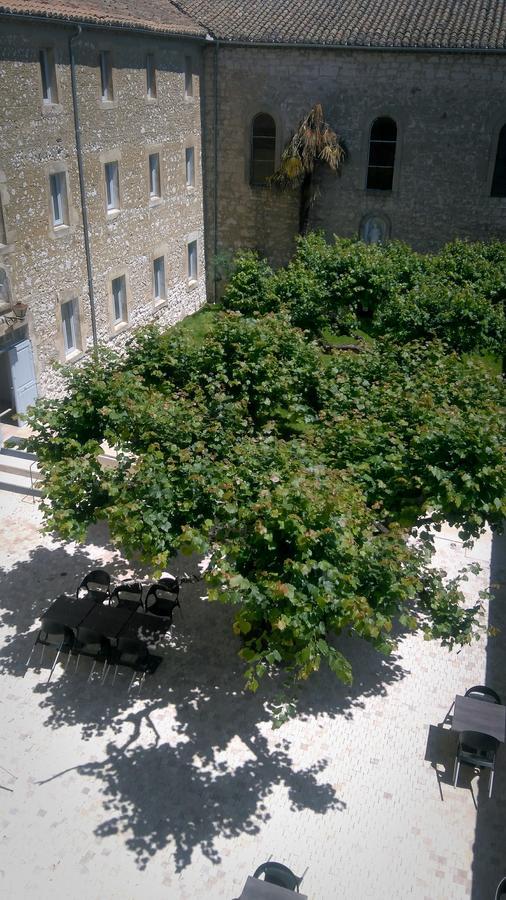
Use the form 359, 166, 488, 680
28, 286, 506, 703
223, 234, 506, 355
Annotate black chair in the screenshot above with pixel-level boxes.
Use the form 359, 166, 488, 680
145, 578, 181, 618
253, 862, 303, 893
73, 626, 112, 681
108, 581, 144, 612
465, 685, 502, 704
453, 730, 499, 798
76, 569, 111, 604
495, 876, 506, 899
108, 636, 158, 688
26, 617, 75, 683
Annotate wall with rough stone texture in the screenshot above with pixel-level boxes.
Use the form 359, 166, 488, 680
203, 44, 506, 283
0, 19, 206, 400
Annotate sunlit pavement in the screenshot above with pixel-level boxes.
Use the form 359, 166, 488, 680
0, 488, 504, 900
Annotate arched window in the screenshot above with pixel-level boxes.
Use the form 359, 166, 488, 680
250, 113, 276, 185
366, 117, 397, 191
491, 125, 506, 197
0, 268, 11, 307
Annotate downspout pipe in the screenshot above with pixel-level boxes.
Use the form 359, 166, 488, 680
69, 25, 98, 352
213, 38, 219, 303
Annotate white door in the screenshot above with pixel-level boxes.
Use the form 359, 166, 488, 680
8, 339, 37, 417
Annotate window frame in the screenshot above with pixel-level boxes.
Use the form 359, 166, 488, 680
366, 117, 398, 192
0, 267, 11, 310
146, 53, 157, 100
104, 161, 120, 214
250, 113, 277, 187
49, 171, 69, 229
99, 51, 114, 102
185, 146, 195, 188
184, 56, 193, 99
490, 124, 506, 197
187, 239, 198, 284
111, 273, 128, 326
153, 255, 167, 304
39, 48, 58, 105
61, 297, 81, 358
148, 152, 162, 201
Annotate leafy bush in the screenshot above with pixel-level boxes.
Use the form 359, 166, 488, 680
222, 234, 505, 353
372, 280, 505, 353
222, 251, 278, 316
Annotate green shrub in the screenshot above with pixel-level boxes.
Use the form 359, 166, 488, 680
222, 251, 278, 316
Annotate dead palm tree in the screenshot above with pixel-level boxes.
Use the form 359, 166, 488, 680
271, 103, 345, 235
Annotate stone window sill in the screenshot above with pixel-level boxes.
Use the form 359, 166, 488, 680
52, 224, 71, 239
42, 102, 63, 115
64, 348, 84, 364
149, 197, 163, 208
111, 320, 129, 336
187, 278, 199, 290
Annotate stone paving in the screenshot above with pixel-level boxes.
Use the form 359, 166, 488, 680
0, 488, 504, 900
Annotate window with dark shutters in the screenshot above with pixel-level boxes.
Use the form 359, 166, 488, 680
250, 114, 276, 186
366, 117, 397, 191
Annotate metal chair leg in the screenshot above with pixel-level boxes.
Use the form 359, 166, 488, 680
453, 756, 460, 787
87, 660, 97, 683
112, 664, 119, 685
47, 644, 63, 683
489, 767, 495, 798
26, 637, 40, 669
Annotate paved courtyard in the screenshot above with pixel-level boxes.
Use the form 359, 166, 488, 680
0, 488, 504, 899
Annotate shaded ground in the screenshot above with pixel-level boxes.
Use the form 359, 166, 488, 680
0, 489, 501, 899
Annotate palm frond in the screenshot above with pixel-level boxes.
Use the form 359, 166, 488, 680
270, 103, 346, 188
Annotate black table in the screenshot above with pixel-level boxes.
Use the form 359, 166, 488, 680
84, 604, 136, 639
239, 877, 308, 899
42, 594, 96, 628
120, 611, 172, 643
452, 694, 506, 743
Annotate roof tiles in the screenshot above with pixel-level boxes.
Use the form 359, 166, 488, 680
176, 0, 506, 49
2, 0, 506, 49
0, 0, 206, 36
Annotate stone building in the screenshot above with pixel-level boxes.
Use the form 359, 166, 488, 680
175, 0, 506, 280
1, 0, 506, 414
0, 1, 207, 414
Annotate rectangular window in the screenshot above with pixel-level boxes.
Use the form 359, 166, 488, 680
99, 51, 113, 101
61, 298, 81, 356
111, 274, 127, 324
104, 161, 120, 212
40, 48, 58, 104
49, 172, 68, 227
146, 54, 157, 99
149, 152, 161, 200
187, 240, 198, 282
153, 256, 166, 303
184, 56, 193, 98
185, 147, 195, 187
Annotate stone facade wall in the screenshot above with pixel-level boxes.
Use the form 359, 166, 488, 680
203, 44, 506, 280
0, 19, 206, 398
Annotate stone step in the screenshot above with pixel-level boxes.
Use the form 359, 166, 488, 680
0, 449, 40, 481
0, 467, 42, 497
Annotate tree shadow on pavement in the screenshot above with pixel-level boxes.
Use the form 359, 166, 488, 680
0, 525, 409, 872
